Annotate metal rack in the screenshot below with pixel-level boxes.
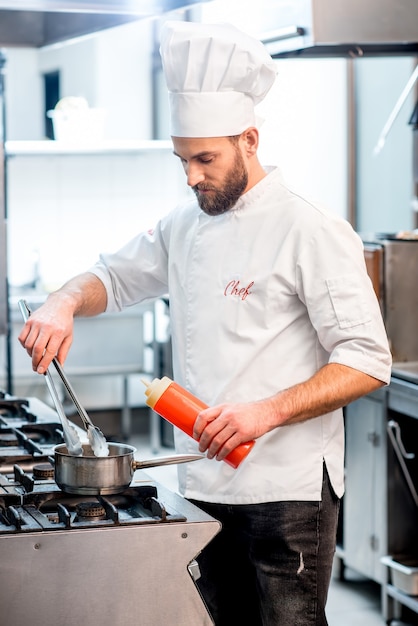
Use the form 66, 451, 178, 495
381, 416, 418, 623
384, 583, 418, 621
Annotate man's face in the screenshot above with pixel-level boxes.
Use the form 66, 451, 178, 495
172, 136, 249, 216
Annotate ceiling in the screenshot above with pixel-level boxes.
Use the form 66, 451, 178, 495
1, 1, 417, 55
0, 0, 208, 47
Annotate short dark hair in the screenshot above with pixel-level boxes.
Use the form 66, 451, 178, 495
227, 134, 241, 146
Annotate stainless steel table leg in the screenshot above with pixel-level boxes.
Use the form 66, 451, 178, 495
150, 408, 160, 454
121, 375, 131, 440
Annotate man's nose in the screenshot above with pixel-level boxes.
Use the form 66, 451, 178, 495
186, 163, 205, 187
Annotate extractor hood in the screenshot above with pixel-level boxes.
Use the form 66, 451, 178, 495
0, 0, 208, 48
259, 0, 418, 58
1, 0, 417, 55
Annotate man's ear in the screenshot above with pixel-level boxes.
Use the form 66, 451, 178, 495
241, 127, 259, 156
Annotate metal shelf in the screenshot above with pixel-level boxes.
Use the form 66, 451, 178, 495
5, 139, 174, 157
384, 583, 418, 622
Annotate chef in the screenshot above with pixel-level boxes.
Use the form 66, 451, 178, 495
19, 20, 392, 626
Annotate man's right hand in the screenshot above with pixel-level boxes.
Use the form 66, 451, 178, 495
18, 272, 107, 374
18, 295, 75, 374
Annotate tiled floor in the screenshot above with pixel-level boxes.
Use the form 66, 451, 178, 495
129, 431, 418, 626
327, 569, 384, 625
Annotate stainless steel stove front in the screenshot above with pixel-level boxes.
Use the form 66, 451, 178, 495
0, 395, 221, 625
0, 480, 220, 626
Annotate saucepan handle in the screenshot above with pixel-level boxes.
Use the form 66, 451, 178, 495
133, 453, 204, 469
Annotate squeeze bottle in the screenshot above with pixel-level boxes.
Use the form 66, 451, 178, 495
142, 376, 255, 469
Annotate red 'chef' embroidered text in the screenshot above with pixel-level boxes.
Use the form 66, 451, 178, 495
224, 280, 254, 300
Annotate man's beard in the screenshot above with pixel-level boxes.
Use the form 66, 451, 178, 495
192, 150, 248, 216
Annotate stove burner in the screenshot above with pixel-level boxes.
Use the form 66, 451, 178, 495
20, 423, 64, 445
75, 501, 107, 520
0, 433, 19, 447
33, 463, 55, 480
0, 399, 36, 422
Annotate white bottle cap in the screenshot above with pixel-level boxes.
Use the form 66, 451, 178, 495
141, 376, 173, 409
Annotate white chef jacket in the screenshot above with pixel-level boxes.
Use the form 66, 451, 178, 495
89, 166, 392, 504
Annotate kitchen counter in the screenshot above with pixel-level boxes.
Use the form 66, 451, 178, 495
392, 361, 418, 386
389, 367, 418, 420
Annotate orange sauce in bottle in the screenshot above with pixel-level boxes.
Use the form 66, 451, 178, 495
143, 376, 255, 469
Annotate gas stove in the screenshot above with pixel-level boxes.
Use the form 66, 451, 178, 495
0, 482, 188, 532
0, 391, 220, 625
0, 391, 188, 523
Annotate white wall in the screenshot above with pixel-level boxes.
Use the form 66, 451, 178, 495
6, 147, 190, 291
258, 58, 348, 218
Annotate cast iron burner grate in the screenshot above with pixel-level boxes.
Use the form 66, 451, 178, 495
0, 423, 64, 469
0, 494, 42, 533
21, 485, 187, 530
0, 398, 37, 422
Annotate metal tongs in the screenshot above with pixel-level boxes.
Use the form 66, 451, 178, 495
52, 358, 109, 457
18, 299, 109, 458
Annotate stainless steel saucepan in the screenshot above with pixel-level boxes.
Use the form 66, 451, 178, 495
53, 443, 203, 495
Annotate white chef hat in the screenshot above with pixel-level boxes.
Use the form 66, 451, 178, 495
159, 20, 277, 138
